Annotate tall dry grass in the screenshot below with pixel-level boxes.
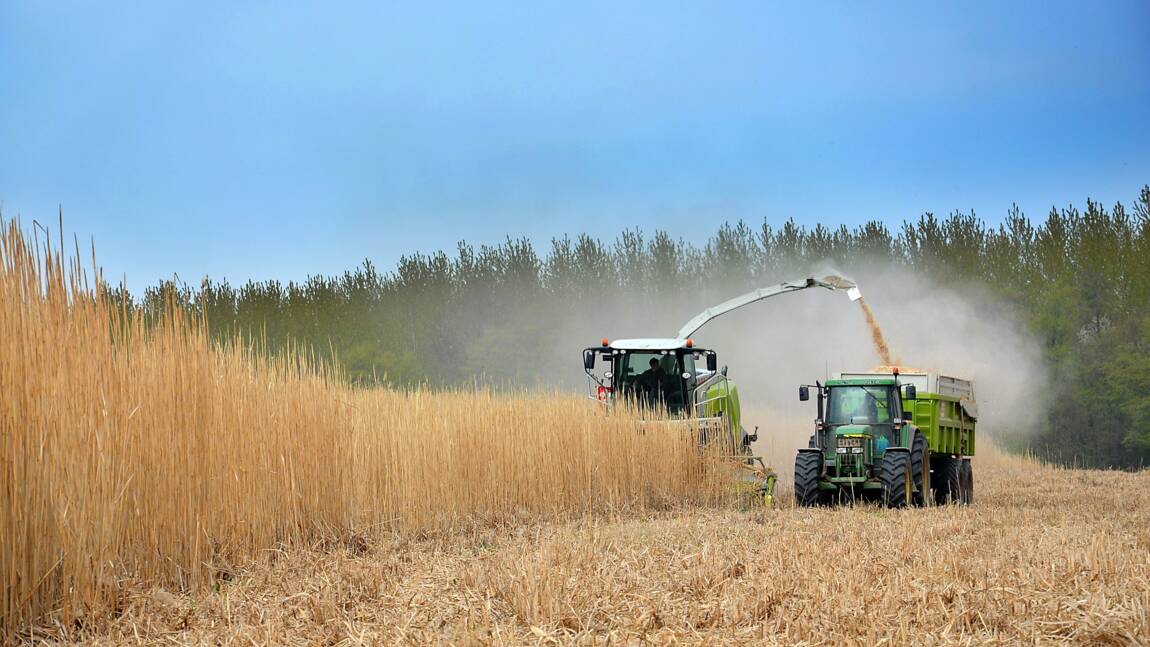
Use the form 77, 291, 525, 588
0, 220, 723, 635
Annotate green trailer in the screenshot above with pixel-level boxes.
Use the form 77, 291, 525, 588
794, 369, 977, 507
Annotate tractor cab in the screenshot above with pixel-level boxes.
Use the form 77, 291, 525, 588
582, 338, 718, 415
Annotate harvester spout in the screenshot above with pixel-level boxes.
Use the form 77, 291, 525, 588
818, 274, 862, 302
675, 274, 863, 340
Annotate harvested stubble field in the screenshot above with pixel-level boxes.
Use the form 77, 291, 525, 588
4, 221, 1150, 645
28, 446, 1150, 646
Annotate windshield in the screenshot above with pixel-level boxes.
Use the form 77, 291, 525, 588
613, 351, 686, 411
826, 385, 896, 425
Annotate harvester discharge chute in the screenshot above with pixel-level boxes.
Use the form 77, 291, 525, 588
582, 275, 860, 507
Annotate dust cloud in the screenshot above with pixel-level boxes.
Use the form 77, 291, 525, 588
550, 262, 1049, 484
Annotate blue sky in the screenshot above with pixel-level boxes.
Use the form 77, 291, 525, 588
2, 1, 1148, 290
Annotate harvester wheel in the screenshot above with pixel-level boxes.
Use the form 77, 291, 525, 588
880, 450, 912, 508
960, 459, 974, 505
910, 431, 929, 507
932, 455, 961, 505
794, 451, 823, 507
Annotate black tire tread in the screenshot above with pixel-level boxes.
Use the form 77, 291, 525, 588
960, 459, 974, 505
932, 455, 961, 505
910, 431, 929, 507
794, 451, 822, 508
880, 450, 911, 508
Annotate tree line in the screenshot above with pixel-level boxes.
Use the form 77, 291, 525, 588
122, 186, 1150, 469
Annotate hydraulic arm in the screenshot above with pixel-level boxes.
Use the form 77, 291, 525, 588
676, 275, 861, 340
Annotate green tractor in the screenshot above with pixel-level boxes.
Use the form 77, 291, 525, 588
794, 369, 977, 507
582, 275, 862, 506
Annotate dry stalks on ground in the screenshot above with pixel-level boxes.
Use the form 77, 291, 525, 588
34, 444, 1150, 645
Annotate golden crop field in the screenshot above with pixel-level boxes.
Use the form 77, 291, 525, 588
4, 219, 1150, 645
0, 221, 723, 640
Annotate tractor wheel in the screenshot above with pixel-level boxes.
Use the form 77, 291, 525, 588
880, 450, 912, 508
960, 459, 974, 505
910, 431, 929, 507
794, 451, 823, 507
932, 455, 961, 505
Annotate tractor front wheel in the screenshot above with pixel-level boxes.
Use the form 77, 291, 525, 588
794, 451, 823, 507
880, 450, 912, 508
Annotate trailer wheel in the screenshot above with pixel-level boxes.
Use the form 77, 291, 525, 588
794, 451, 823, 507
880, 450, 911, 508
932, 455, 961, 505
960, 459, 974, 505
910, 431, 929, 507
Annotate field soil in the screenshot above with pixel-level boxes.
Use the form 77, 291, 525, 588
33, 447, 1150, 646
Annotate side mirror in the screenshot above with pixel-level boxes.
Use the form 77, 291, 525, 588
904, 384, 917, 400
706, 352, 717, 372
721, 365, 728, 377
583, 351, 595, 371
799, 386, 810, 401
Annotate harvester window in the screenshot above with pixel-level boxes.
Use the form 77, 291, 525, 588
616, 351, 687, 409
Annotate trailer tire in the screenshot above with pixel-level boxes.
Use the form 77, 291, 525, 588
880, 450, 912, 508
960, 459, 974, 505
910, 431, 929, 507
932, 455, 961, 505
794, 451, 823, 508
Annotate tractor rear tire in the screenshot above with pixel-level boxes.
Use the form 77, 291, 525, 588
910, 431, 929, 507
880, 450, 912, 508
794, 451, 823, 508
932, 455, 961, 505
960, 459, 974, 505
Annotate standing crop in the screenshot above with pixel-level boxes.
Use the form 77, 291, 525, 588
0, 221, 722, 636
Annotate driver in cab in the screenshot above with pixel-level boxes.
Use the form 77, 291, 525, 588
638, 358, 664, 392
850, 395, 889, 423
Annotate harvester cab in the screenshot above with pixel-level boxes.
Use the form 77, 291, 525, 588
796, 368, 977, 508
584, 339, 713, 411
582, 338, 743, 444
